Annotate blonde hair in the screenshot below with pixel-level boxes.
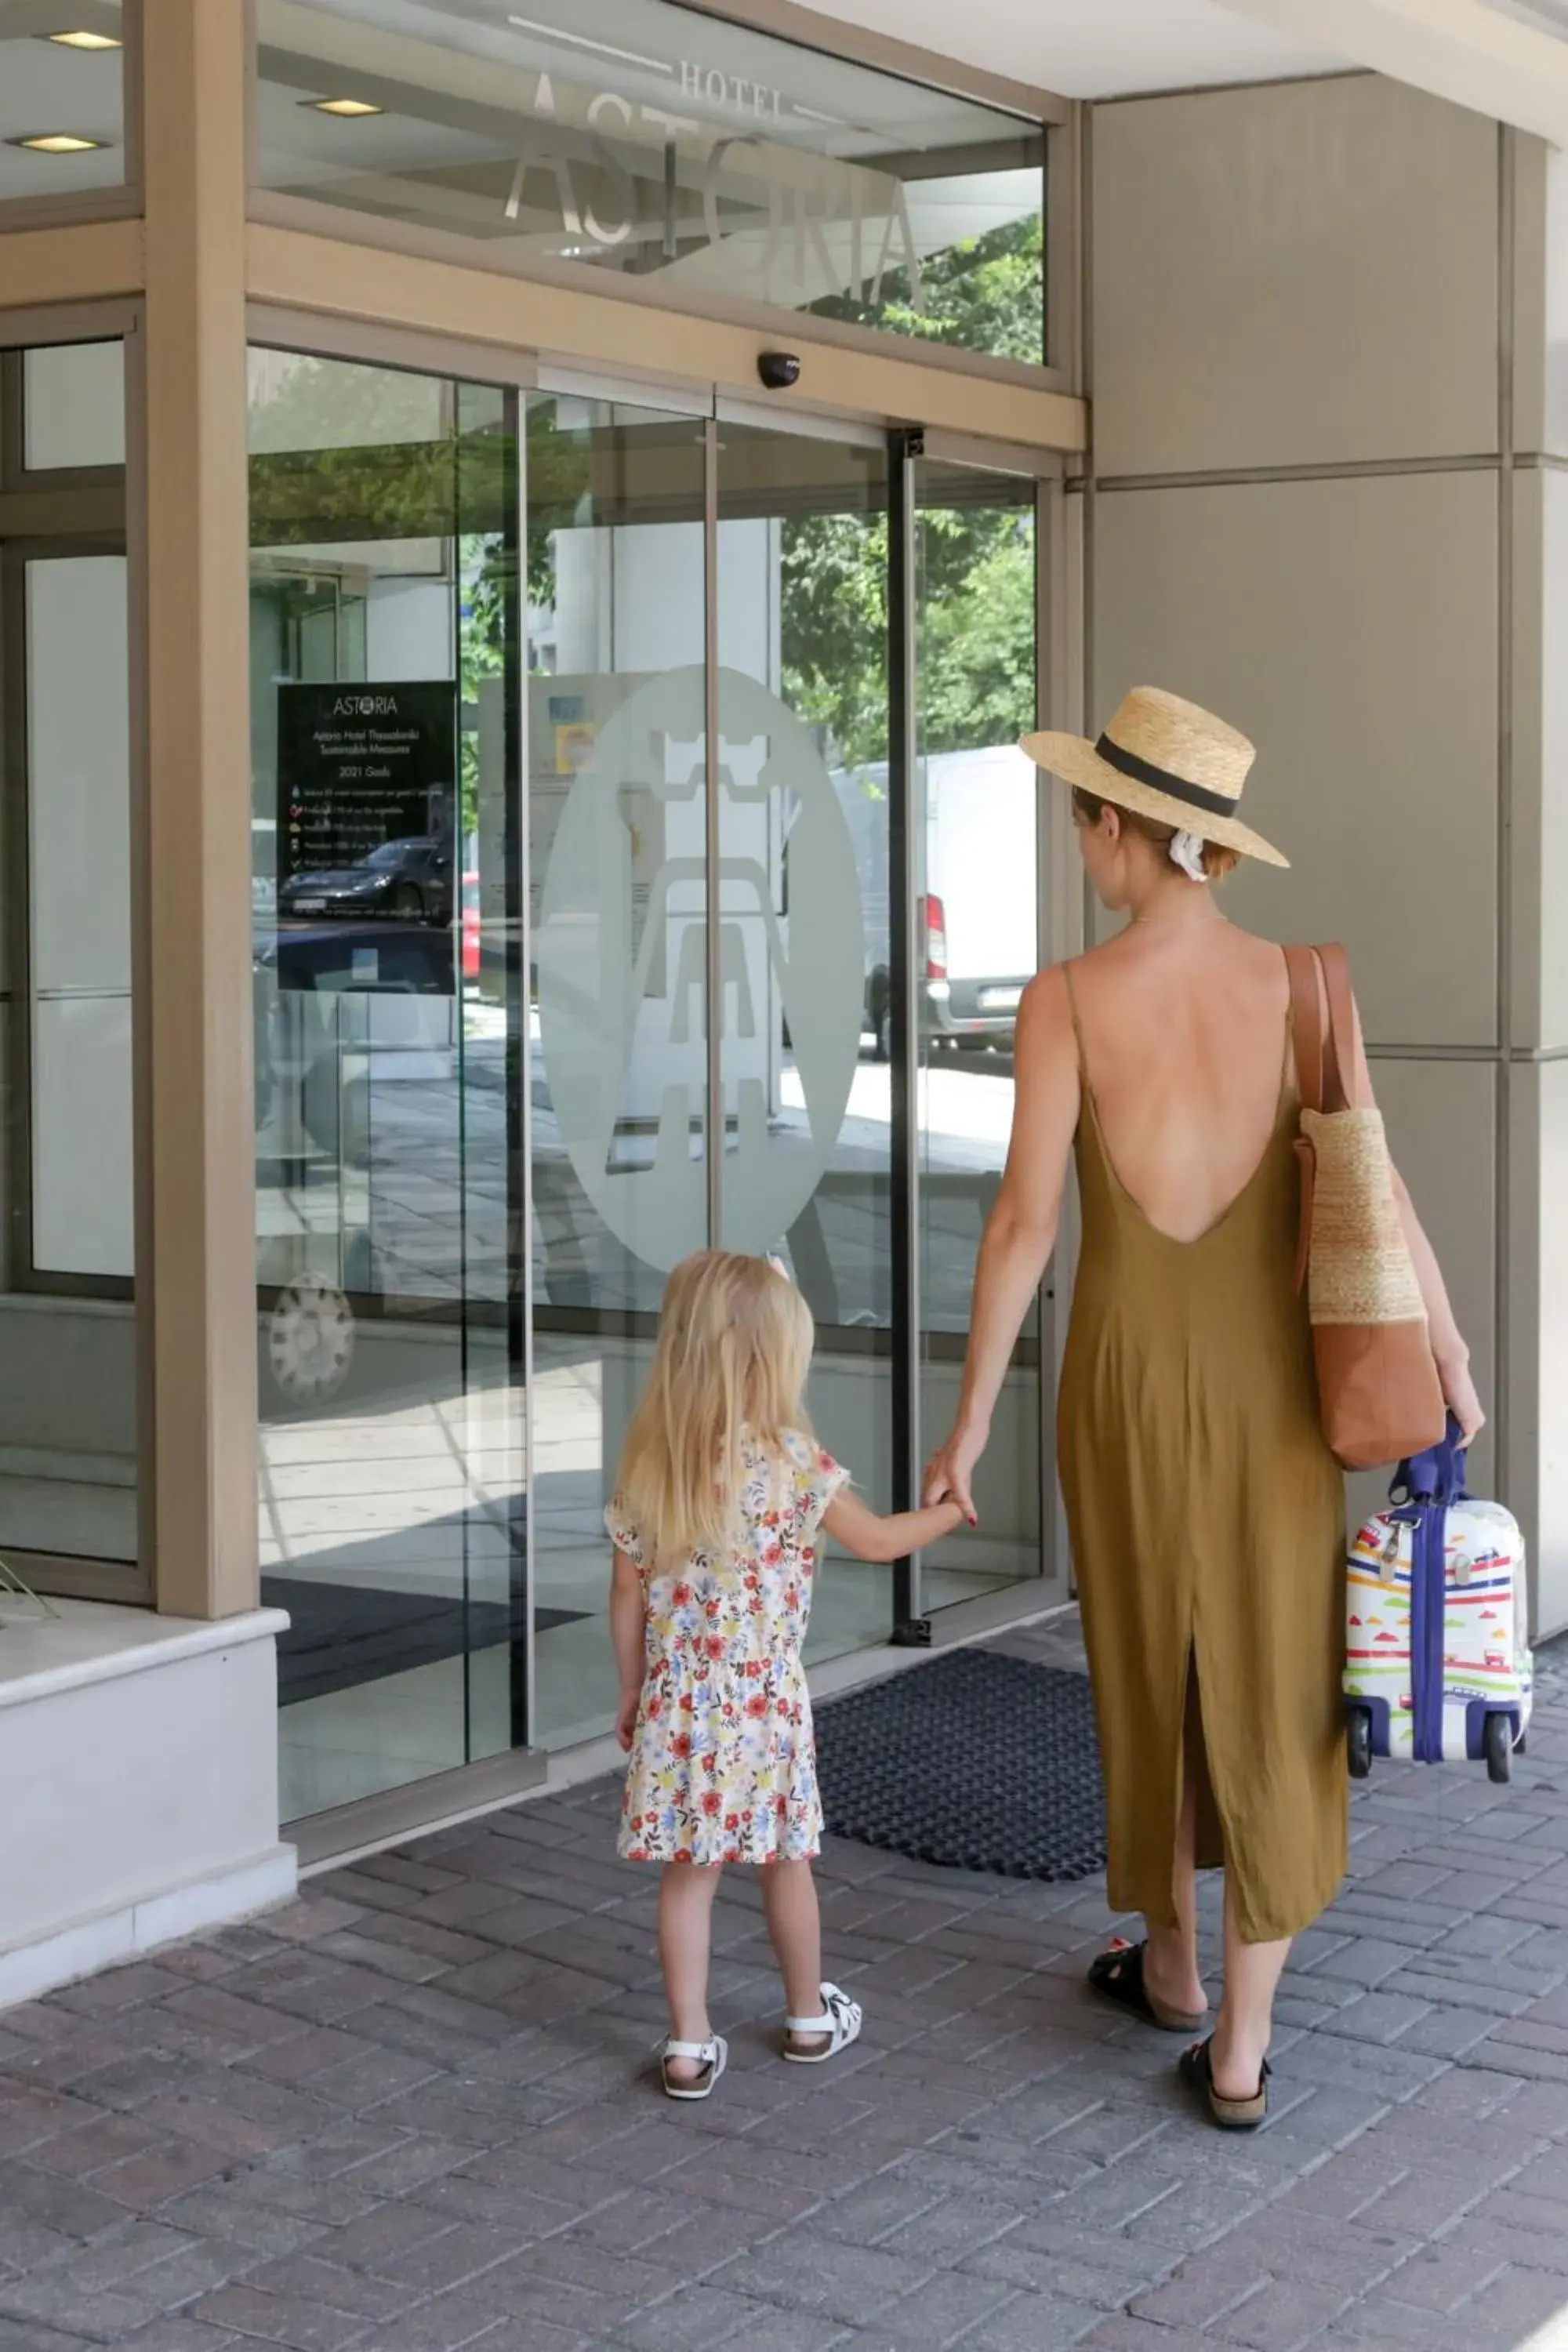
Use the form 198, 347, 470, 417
615, 1250, 816, 1568
1071, 787, 1240, 884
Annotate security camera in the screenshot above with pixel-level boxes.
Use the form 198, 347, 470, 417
757, 350, 801, 391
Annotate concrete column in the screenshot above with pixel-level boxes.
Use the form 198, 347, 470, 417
1082, 74, 1568, 1621
1504, 138, 1568, 1636
140, 0, 259, 1618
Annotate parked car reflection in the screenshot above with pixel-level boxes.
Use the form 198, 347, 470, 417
280, 837, 454, 924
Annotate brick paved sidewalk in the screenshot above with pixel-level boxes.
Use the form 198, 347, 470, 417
3, 1624, 1568, 2352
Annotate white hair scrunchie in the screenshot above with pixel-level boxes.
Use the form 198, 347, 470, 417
1169, 830, 1209, 883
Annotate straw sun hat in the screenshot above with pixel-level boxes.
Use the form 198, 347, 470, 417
1022, 685, 1288, 869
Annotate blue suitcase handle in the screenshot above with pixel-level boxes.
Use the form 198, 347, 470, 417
1392, 1413, 1469, 1511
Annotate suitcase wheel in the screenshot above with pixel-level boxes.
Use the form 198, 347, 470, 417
1347, 1707, 1373, 1780
1483, 1712, 1512, 1785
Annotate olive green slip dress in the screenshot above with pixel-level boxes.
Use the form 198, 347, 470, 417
1057, 962, 1347, 1945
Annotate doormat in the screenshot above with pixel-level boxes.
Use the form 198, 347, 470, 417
815, 1646, 1105, 1880
263, 1576, 587, 1707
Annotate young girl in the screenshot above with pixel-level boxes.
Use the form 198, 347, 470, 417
607, 1249, 971, 2100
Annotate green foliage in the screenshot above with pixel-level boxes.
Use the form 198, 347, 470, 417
917, 506, 1036, 756
810, 212, 1044, 366
779, 510, 890, 771
249, 208, 1043, 829
781, 214, 1042, 767
779, 492, 1036, 773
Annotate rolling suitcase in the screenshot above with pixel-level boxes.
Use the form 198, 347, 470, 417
1345, 1416, 1530, 1784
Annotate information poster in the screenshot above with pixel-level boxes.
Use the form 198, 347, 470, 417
276, 681, 459, 994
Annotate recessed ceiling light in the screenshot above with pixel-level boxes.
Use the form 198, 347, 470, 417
9, 132, 105, 152
303, 96, 383, 117
44, 30, 123, 49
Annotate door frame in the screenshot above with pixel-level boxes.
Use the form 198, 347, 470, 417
894, 433, 1073, 1639
245, 303, 1078, 1846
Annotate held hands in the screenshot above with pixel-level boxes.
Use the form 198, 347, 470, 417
923, 1421, 987, 1525
1439, 1350, 1486, 1449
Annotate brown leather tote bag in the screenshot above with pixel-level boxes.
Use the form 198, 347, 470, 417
1284, 943, 1446, 1472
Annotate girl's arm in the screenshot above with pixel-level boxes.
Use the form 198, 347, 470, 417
1345, 993, 1484, 1443
608, 1548, 646, 1751
822, 1489, 967, 1566
923, 968, 1080, 1518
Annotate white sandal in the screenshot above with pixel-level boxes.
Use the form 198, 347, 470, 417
782, 1982, 863, 2064
659, 2034, 728, 2100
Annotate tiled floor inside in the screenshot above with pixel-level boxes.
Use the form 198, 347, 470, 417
3, 1620, 1568, 2351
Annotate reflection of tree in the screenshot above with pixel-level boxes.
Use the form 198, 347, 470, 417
916, 504, 1036, 755
248, 357, 520, 842
780, 510, 890, 772
249, 217, 1041, 840
811, 213, 1044, 365
781, 497, 1034, 774
461, 536, 510, 839
782, 216, 1041, 771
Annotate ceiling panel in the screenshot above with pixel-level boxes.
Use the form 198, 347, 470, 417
796, 0, 1347, 100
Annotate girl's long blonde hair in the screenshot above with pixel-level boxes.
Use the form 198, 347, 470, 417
615, 1250, 815, 1568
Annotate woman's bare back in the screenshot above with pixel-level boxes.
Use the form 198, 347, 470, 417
1066, 919, 1291, 1247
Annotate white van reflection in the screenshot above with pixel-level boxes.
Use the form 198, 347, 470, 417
832, 742, 1036, 1060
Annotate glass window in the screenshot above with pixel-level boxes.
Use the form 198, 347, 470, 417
916, 457, 1041, 1606
249, 347, 525, 1820
253, 0, 1044, 365
249, 350, 1056, 1822
0, 339, 137, 1575
526, 390, 708, 1745
714, 421, 895, 1659
0, 4, 127, 209
22, 342, 126, 470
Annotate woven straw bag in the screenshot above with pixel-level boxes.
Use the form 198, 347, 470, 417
1285, 945, 1446, 1472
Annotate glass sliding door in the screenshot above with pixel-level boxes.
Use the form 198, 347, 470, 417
249, 347, 524, 1820
244, 342, 1060, 1824
525, 389, 708, 1746
913, 455, 1044, 1614
713, 419, 893, 1662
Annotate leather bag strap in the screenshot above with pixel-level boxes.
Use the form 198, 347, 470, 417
1316, 942, 1356, 1115
1284, 945, 1325, 1113
1285, 942, 1356, 1116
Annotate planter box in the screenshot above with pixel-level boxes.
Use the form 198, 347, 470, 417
0, 1599, 296, 2008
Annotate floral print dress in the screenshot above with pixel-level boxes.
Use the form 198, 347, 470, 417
607, 1429, 849, 1866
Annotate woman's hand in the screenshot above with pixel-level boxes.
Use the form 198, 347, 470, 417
615, 1689, 641, 1752
1438, 1349, 1486, 1449
923, 1421, 987, 1523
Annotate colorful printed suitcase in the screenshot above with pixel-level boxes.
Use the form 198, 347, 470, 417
1345, 1417, 1530, 1783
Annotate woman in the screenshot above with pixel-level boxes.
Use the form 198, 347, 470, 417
924, 686, 1482, 2129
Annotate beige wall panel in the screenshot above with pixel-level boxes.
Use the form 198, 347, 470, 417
1513, 135, 1548, 461
1341, 1058, 1497, 1537
1512, 467, 1568, 1057
0, 223, 143, 310
1091, 78, 1499, 477
1544, 146, 1568, 460
1533, 1059, 1568, 1639
1091, 470, 1500, 1047
1534, 471, 1568, 1053
1511, 468, 1545, 1054
1507, 1059, 1568, 1638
